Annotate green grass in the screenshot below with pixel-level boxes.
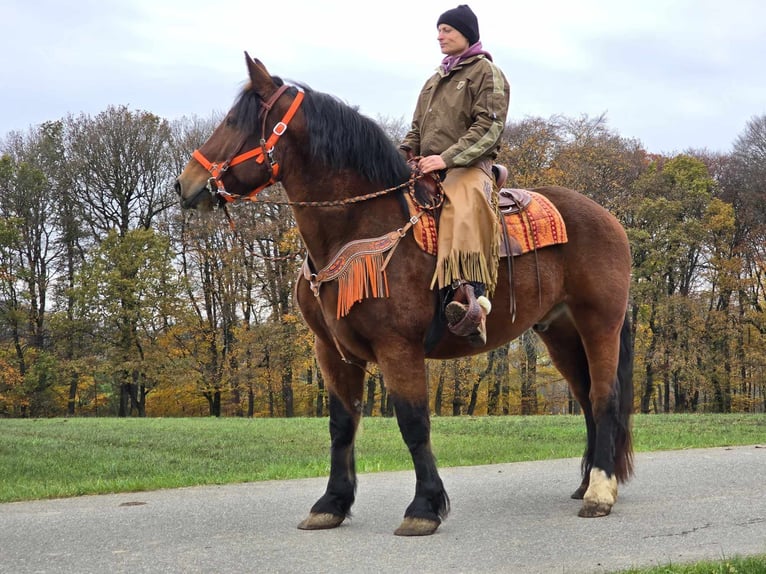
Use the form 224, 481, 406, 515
617, 555, 766, 573
1, 413, 763, 503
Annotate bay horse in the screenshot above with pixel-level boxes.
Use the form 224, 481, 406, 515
175, 53, 634, 536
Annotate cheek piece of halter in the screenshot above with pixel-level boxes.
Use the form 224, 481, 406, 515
191, 85, 304, 203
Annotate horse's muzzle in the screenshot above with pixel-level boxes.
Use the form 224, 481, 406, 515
175, 179, 200, 210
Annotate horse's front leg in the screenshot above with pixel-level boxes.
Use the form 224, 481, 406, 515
298, 339, 364, 530
381, 354, 449, 536
390, 397, 450, 535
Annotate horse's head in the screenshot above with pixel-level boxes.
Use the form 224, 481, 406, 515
175, 53, 305, 210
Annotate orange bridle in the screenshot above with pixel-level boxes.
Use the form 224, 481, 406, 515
192, 85, 305, 203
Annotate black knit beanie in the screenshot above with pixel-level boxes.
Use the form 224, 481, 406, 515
437, 5, 480, 45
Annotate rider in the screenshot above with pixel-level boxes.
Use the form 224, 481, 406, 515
400, 4, 510, 346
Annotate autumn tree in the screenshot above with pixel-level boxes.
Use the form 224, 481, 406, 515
63, 107, 178, 415
4, 104, 766, 418
628, 155, 721, 412
73, 228, 182, 416
0, 125, 65, 416
176, 214, 241, 416
715, 115, 766, 410
228, 189, 305, 417
66, 105, 176, 237
500, 117, 563, 188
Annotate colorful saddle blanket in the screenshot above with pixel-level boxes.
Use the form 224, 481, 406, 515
405, 189, 568, 257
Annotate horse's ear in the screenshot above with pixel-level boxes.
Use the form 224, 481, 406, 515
244, 52, 275, 98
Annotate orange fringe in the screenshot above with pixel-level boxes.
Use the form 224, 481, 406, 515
336, 253, 390, 318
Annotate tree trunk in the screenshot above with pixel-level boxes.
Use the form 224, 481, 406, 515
487, 343, 510, 415
520, 331, 538, 415
119, 380, 130, 417
711, 376, 724, 413
467, 379, 480, 415
231, 385, 243, 417
434, 371, 444, 416
487, 375, 500, 415
127, 370, 147, 417
137, 384, 147, 417
364, 373, 376, 416
640, 362, 655, 414
315, 367, 325, 417
203, 390, 221, 416
568, 387, 581, 415
379, 375, 393, 417
67, 371, 78, 416
501, 372, 510, 415
640, 303, 659, 413
281, 365, 294, 417
452, 362, 462, 416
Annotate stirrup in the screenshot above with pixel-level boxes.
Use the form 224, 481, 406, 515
445, 283, 488, 347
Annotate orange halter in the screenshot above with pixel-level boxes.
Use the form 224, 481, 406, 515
192, 85, 305, 202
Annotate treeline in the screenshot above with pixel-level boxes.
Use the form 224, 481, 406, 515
0, 106, 764, 417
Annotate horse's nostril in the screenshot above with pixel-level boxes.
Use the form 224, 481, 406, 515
174, 180, 182, 196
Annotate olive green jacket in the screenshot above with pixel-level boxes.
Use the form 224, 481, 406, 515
401, 54, 510, 169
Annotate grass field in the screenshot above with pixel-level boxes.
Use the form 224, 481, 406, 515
619, 556, 766, 574
1, 412, 763, 502
1, 413, 764, 573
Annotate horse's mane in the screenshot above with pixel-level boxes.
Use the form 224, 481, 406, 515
231, 76, 410, 187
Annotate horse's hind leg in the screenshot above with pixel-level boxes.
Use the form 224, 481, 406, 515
379, 349, 449, 536
572, 310, 634, 517
535, 316, 596, 499
298, 338, 364, 531
538, 309, 634, 517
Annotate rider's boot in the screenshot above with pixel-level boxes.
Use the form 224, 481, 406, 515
445, 282, 491, 347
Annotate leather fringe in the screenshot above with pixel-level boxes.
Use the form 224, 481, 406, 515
336, 253, 389, 318
431, 251, 497, 296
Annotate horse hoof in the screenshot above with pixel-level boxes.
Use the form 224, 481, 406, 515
578, 467, 617, 517
394, 517, 440, 536
297, 512, 345, 530
578, 502, 612, 518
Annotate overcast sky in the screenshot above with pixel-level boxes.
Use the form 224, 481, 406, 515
2, 0, 764, 154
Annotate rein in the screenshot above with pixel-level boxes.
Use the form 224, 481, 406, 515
300, 177, 442, 370
190, 82, 446, 369
247, 179, 412, 207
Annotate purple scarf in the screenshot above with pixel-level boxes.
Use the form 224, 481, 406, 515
440, 41, 493, 75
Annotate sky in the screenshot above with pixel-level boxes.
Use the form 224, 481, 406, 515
2, 0, 764, 155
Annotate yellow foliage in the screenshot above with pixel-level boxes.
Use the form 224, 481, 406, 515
0, 358, 26, 416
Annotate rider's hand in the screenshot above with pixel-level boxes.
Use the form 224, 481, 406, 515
418, 155, 447, 174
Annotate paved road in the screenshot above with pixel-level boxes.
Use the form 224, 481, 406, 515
1, 446, 764, 574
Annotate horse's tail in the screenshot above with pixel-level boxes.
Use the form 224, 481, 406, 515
614, 312, 635, 483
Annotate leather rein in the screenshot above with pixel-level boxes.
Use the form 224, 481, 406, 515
190, 83, 440, 210
189, 84, 445, 370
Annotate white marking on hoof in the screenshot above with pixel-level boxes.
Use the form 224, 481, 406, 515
579, 468, 618, 517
